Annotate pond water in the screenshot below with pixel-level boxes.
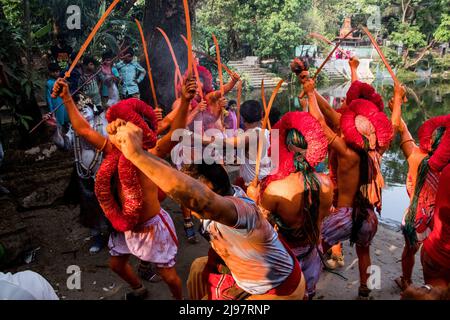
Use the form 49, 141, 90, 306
241, 78, 450, 226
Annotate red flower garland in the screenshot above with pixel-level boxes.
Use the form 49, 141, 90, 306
94, 99, 158, 232
418, 114, 450, 171
262, 111, 328, 191
341, 98, 393, 151
346, 80, 384, 112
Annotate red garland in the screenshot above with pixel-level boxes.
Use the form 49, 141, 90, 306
418, 114, 450, 171
94, 99, 158, 232
340, 98, 393, 151
262, 112, 328, 191
346, 80, 384, 112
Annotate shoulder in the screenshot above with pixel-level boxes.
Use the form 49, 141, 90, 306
407, 147, 426, 165
227, 195, 259, 216
264, 174, 301, 198
317, 173, 332, 190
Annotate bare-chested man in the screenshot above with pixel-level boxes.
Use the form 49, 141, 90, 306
158, 66, 240, 243
392, 110, 450, 290
52, 75, 197, 300
107, 122, 306, 300
304, 77, 402, 298
291, 56, 361, 269
402, 161, 450, 300
253, 111, 333, 299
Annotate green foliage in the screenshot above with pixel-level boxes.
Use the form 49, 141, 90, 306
391, 23, 427, 51
434, 13, 450, 43
431, 53, 450, 73
382, 46, 403, 68
196, 0, 309, 64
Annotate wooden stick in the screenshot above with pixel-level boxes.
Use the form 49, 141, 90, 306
181, 35, 204, 99
252, 79, 284, 185
313, 28, 356, 80
174, 70, 180, 99
309, 32, 351, 58
156, 27, 183, 84
64, 0, 120, 79
261, 79, 271, 130
299, 28, 356, 99
361, 26, 399, 84
135, 19, 158, 109
182, 0, 193, 74
236, 80, 242, 129
212, 33, 224, 96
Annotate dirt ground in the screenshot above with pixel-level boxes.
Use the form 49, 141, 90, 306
7, 196, 423, 300
1, 146, 423, 300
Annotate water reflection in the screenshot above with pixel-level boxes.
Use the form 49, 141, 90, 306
241, 79, 450, 223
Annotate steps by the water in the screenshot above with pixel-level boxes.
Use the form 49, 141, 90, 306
227, 57, 283, 88
314, 58, 348, 80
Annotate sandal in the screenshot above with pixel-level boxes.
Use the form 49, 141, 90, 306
357, 285, 372, 300
332, 253, 345, 268
323, 251, 338, 270
125, 286, 148, 300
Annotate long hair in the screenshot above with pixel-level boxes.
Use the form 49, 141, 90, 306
403, 127, 445, 245
281, 129, 322, 245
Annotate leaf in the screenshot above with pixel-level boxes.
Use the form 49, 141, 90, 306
98, 0, 107, 20
32, 22, 52, 39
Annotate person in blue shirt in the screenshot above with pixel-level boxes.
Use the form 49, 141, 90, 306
46, 63, 69, 127
116, 48, 146, 99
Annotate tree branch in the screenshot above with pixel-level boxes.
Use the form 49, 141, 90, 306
405, 40, 436, 69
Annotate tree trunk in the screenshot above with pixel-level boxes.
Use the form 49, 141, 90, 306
142, 0, 196, 112
401, 0, 411, 24
402, 48, 409, 67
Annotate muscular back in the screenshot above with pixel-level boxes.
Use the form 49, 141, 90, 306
335, 148, 361, 208
261, 172, 333, 231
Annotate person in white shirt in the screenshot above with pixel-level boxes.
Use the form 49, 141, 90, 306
0, 271, 58, 300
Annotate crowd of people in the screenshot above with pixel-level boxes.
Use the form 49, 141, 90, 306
9, 31, 448, 300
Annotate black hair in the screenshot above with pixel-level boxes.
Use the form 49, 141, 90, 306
227, 100, 237, 110
123, 47, 134, 56
292, 56, 310, 75
240, 100, 263, 124
83, 56, 97, 66
181, 163, 233, 196
102, 50, 114, 60
269, 107, 281, 126
48, 62, 61, 72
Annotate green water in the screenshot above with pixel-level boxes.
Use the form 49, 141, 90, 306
242, 79, 450, 224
